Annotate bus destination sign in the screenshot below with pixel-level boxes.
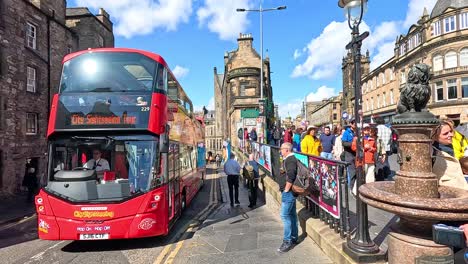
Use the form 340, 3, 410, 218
55, 94, 151, 130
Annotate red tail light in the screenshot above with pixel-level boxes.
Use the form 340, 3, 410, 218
393, 133, 398, 141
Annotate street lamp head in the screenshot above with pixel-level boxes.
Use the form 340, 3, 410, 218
236, 8, 246, 12
338, 0, 367, 27
277, 6, 287, 10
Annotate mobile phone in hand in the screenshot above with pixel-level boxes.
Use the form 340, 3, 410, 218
433, 224, 466, 249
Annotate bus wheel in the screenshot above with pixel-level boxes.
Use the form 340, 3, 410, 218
181, 191, 187, 211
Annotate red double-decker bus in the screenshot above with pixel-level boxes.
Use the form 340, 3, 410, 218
35, 48, 206, 240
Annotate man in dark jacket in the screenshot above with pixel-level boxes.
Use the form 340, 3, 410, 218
341, 119, 356, 193
277, 142, 298, 253
250, 128, 258, 142
243, 154, 259, 208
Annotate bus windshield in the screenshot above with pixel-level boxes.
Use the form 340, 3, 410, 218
46, 135, 163, 202
59, 52, 163, 93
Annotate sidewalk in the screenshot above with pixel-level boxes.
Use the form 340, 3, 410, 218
0, 192, 36, 226
172, 169, 333, 264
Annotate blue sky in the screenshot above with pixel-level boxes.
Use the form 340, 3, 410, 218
70, 0, 438, 118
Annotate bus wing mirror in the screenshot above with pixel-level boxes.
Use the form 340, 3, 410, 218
159, 125, 169, 153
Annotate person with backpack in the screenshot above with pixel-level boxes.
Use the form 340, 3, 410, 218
273, 127, 282, 147
243, 154, 259, 208
277, 142, 298, 253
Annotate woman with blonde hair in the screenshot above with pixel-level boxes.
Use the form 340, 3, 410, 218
431, 118, 468, 190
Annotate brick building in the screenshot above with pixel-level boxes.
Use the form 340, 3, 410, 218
0, 0, 114, 194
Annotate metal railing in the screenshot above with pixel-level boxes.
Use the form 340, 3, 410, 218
239, 140, 351, 239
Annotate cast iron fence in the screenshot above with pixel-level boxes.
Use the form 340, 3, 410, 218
240, 140, 351, 239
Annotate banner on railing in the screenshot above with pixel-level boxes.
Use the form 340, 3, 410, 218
293, 153, 340, 219
251, 142, 271, 172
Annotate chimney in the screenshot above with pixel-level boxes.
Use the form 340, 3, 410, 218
237, 33, 253, 51
96, 8, 113, 31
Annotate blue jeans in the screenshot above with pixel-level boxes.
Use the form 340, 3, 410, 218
280, 191, 298, 242
320, 152, 333, 160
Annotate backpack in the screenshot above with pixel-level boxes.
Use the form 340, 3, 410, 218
243, 163, 255, 180
285, 159, 318, 196
274, 129, 281, 140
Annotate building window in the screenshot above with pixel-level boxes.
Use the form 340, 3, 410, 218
390, 89, 394, 105
333, 103, 337, 110
431, 21, 441, 36
399, 43, 406, 55
239, 81, 249, 96
26, 22, 37, 49
362, 83, 366, 93
447, 79, 457, 100
435, 81, 443, 101
371, 97, 374, 110
445, 51, 457, 69
26, 113, 38, 135
444, 16, 456, 33
390, 68, 394, 81
383, 92, 386, 107
333, 113, 337, 120
433, 55, 443, 71
461, 12, 468, 29
26, 66, 36, 92
382, 72, 386, 84
460, 48, 468, 66
377, 95, 380, 108
462, 78, 468, 98
400, 70, 406, 83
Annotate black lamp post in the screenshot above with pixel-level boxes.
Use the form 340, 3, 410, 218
338, 0, 381, 261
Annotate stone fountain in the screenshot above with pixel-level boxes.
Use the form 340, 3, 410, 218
359, 64, 468, 263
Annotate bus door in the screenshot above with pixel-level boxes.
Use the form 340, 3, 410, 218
173, 143, 181, 218
168, 143, 181, 222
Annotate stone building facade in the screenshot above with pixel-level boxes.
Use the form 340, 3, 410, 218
214, 33, 274, 147
341, 50, 371, 121
307, 94, 342, 128
359, 0, 468, 124
204, 110, 223, 155
0, 0, 114, 194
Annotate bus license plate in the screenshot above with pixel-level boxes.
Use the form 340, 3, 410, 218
79, 233, 109, 240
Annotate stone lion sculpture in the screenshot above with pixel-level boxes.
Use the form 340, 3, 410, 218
396, 64, 431, 114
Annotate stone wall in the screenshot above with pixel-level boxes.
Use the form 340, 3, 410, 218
0, 0, 114, 194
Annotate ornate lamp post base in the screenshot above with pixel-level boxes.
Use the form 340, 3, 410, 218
343, 241, 385, 263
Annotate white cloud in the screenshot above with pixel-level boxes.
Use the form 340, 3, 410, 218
403, 0, 438, 28
277, 85, 338, 119
172, 65, 189, 79
306, 86, 338, 102
291, 21, 351, 80
207, 96, 215, 110
293, 49, 302, 60
197, 0, 252, 41
278, 98, 303, 119
292, 0, 439, 79
193, 96, 214, 113
76, 0, 192, 38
